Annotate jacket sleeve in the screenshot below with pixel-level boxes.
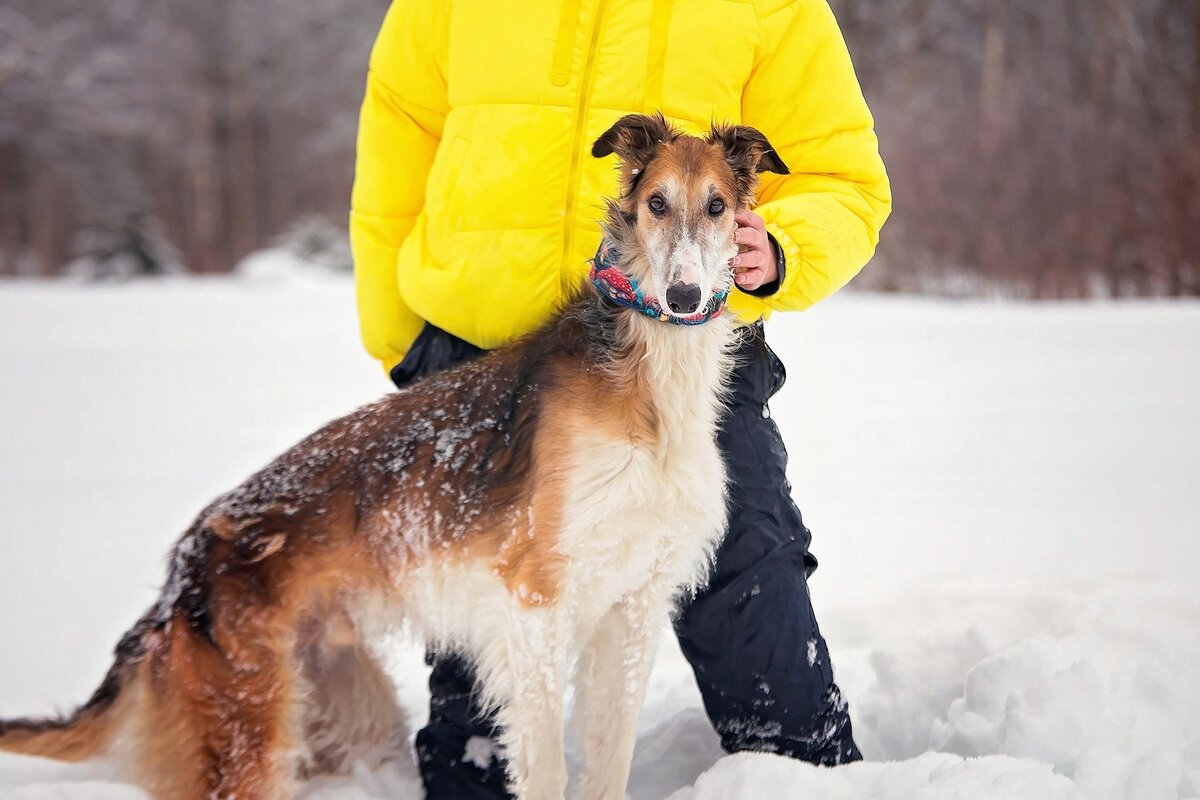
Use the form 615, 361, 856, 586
350, 0, 449, 373
745, 0, 892, 311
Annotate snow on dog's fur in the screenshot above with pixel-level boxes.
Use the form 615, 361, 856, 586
0, 114, 788, 800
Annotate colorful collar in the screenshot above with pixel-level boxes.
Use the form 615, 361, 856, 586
587, 241, 729, 326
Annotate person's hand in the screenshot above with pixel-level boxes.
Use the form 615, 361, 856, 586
731, 210, 778, 292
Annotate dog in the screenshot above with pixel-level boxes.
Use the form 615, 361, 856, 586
0, 113, 788, 800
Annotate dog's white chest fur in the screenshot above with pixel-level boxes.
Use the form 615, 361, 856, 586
561, 319, 731, 611
560, 435, 725, 608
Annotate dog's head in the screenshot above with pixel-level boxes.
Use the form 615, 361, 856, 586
592, 113, 788, 319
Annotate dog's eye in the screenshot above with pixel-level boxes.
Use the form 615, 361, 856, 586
708, 198, 726, 216
647, 195, 667, 215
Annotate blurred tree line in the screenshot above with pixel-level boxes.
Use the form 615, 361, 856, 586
1, 0, 1197, 296
0, 0, 386, 277
834, 0, 1200, 297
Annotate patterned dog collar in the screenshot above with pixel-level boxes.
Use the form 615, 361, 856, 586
587, 241, 730, 326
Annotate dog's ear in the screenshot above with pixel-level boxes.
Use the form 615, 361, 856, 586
592, 113, 675, 170
709, 124, 789, 204
709, 124, 789, 175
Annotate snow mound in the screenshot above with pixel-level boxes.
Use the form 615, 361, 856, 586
839, 581, 1200, 800
235, 246, 349, 286
628, 707, 724, 800
668, 751, 1082, 800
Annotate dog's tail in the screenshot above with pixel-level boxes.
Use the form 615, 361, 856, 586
0, 615, 151, 762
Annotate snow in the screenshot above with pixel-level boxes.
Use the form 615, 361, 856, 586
1, 271, 1197, 799
666, 751, 1083, 800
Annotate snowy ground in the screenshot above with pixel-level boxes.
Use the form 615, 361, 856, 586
1, 269, 1197, 799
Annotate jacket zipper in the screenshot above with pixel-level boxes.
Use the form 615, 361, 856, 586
560, 0, 608, 293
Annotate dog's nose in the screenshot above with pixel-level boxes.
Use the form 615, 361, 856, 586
665, 283, 702, 314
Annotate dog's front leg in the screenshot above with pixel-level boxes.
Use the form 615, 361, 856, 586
480, 606, 569, 800
573, 589, 666, 800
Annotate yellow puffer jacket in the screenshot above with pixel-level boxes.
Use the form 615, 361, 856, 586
352, 0, 891, 373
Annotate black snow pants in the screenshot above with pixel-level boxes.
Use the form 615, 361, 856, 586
389, 321, 861, 799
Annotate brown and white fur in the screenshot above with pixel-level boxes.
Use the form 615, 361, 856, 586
0, 114, 788, 800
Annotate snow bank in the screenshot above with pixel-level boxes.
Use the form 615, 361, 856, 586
838, 580, 1200, 800
1, 278, 1197, 798
668, 751, 1082, 800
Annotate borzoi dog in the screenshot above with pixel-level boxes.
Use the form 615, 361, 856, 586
0, 113, 788, 799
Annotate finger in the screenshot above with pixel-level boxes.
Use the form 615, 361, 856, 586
734, 210, 763, 230
731, 250, 767, 270
733, 226, 762, 248
735, 268, 764, 290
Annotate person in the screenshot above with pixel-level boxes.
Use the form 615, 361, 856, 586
350, 1, 891, 796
